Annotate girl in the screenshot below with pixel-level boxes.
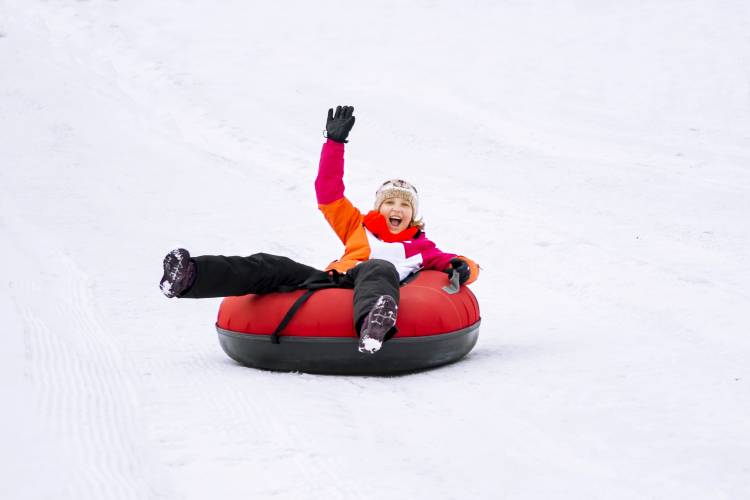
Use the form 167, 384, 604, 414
160, 105, 479, 354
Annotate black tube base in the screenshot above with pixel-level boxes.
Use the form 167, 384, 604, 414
216, 321, 480, 376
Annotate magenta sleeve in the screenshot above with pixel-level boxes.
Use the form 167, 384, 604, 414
419, 236, 457, 271
315, 139, 346, 204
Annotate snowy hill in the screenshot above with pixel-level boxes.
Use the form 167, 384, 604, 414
2, 1, 749, 498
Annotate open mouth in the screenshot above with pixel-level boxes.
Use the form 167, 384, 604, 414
388, 216, 402, 229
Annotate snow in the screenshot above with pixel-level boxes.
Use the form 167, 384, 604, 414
1, 0, 749, 498
358, 336, 383, 354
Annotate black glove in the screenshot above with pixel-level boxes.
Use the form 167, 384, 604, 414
326, 105, 355, 143
446, 258, 471, 285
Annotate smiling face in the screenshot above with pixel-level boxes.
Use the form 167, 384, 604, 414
379, 197, 414, 233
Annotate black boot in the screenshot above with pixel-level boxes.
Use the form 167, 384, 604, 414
358, 295, 398, 354
160, 248, 196, 298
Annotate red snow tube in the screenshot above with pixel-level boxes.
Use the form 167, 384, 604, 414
215, 270, 481, 375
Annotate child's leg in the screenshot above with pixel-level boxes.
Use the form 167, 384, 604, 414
346, 259, 400, 334
182, 252, 328, 298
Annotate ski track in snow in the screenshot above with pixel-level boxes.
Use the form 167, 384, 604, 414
2, 215, 168, 499
2, 0, 750, 499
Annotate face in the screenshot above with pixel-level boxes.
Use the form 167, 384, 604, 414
379, 198, 414, 233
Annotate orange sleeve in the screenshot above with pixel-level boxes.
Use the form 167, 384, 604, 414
318, 197, 364, 245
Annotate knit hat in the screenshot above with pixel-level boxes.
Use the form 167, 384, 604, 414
374, 179, 419, 219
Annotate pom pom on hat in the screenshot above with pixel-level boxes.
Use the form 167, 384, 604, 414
374, 179, 419, 219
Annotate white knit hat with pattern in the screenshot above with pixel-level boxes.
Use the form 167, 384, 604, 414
374, 179, 419, 219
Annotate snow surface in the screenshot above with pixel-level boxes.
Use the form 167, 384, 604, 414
2, 1, 749, 498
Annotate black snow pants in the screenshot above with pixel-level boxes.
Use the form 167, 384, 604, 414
182, 253, 400, 335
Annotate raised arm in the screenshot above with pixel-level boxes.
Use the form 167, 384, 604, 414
315, 106, 363, 244
315, 139, 346, 204
315, 105, 355, 204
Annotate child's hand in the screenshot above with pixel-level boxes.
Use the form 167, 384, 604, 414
326, 105, 356, 143
445, 258, 471, 285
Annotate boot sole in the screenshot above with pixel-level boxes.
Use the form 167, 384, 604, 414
160, 248, 190, 297
358, 295, 398, 353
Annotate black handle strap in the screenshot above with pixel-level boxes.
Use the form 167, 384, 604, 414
269, 269, 347, 344
270, 289, 317, 344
